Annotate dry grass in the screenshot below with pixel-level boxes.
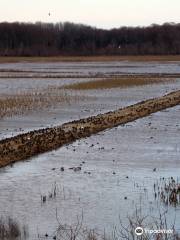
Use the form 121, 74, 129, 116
63, 76, 174, 90
0, 217, 21, 240
0, 55, 180, 63
39, 208, 180, 240
153, 177, 180, 206
0, 88, 87, 118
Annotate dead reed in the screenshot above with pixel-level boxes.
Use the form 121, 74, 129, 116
0, 217, 28, 240
63, 76, 174, 90
153, 177, 180, 206
0, 88, 87, 118
38, 207, 180, 240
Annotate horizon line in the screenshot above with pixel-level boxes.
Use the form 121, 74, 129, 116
0, 20, 179, 30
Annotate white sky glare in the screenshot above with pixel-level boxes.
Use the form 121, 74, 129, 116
0, 0, 180, 29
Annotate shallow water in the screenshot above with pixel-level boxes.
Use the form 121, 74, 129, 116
1, 61, 180, 76
1, 80, 180, 140
0, 106, 180, 238
0, 61, 180, 239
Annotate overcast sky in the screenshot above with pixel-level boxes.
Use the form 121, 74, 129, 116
0, 0, 180, 29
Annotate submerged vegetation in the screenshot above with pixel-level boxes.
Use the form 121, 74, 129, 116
63, 76, 174, 90
0, 88, 87, 118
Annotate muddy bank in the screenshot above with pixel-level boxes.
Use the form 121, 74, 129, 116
0, 90, 180, 168
1, 55, 180, 63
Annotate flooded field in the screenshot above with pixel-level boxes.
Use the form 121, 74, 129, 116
0, 60, 180, 239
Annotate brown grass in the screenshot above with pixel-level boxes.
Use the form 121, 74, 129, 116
0, 88, 87, 118
0, 55, 180, 63
63, 76, 174, 90
0, 217, 21, 240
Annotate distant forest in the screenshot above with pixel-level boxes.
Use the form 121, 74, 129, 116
0, 22, 180, 56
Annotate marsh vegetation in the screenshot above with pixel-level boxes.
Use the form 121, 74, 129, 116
0, 88, 88, 118
63, 76, 174, 90
0, 217, 28, 240
0, 60, 180, 239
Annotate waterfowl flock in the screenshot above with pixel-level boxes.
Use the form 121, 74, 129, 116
0, 90, 180, 168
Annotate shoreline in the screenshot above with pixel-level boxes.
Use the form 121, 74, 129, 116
0, 90, 180, 168
1, 55, 180, 63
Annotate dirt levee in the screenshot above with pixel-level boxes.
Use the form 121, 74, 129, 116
0, 90, 180, 168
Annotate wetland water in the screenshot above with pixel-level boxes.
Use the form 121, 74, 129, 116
0, 61, 180, 239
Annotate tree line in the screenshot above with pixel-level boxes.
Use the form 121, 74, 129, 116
0, 21, 180, 56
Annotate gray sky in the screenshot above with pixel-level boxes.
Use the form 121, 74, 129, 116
0, 0, 180, 29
